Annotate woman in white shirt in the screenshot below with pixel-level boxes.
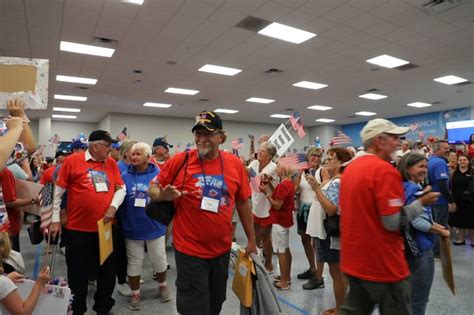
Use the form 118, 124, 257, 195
294, 147, 329, 290
247, 142, 277, 273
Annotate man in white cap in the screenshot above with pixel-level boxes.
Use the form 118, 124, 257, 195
339, 118, 440, 315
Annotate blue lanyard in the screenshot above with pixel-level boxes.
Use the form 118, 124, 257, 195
198, 151, 224, 187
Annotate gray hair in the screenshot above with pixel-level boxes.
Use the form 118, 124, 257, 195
260, 141, 277, 158
120, 139, 137, 159
131, 142, 152, 157
431, 140, 448, 152
397, 152, 427, 181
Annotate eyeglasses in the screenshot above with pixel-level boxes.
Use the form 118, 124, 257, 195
311, 154, 322, 158
194, 131, 220, 138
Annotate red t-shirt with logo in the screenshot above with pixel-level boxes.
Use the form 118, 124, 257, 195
340, 154, 409, 282
269, 179, 295, 228
0, 168, 20, 235
155, 149, 251, 259
56, 152, 124, 232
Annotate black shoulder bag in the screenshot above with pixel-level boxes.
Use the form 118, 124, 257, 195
145, 153, 189, 225
323, 178, 341, 237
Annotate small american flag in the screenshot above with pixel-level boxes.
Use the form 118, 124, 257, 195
278, 153, 309, 170
231, 138, 244, 150
409, 122, 419, 132
117, 127, 128, 141
39, 183, 54, 231
289, 111, 302, 131
330, 131, 352, 146
249, 168, 261, 193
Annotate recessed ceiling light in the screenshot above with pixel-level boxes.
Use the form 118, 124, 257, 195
270, 114, 291, 118
60, 41, 115, 57
56, 75, 97, 85
52, 114, 77, 119
258, 22, 316, 44
359, 93, 387, 100
143, 102, 172, 108
355, 111, 377, 116
121, 0, 144, 4
407, 102, 431, 108
165, 87, 199, 95
308, 105, 332, 111
293, 81, 328, 90
366, 54, 409, 69
198, 64, 242, 76
433, 75, 468, 85
316, 118, 335, 123
214, 108, 239, 114
53, 107, 81, 113
246, 97, 274, 104
54, 94, 87, 101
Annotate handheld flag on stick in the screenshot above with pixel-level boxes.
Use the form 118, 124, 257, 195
289, 111, 306, 139
231, 138, 244, 150
330, 131, 352, 146
248, 168, 261, 193
278, 153, 309, 170
117, 127, 128, 141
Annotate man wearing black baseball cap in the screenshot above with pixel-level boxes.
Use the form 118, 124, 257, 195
149, 110, 257, 314
152, 137, 173, 167
49, 130, 125, 315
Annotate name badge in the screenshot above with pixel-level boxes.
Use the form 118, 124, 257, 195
134, 191, 147, 208
200, 185, 221, 213
91, 171, 108, 192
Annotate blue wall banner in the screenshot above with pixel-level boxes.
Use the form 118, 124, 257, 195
341, 107, 472, 147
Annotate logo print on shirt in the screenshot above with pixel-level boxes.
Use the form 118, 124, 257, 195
192, 174, 230, 206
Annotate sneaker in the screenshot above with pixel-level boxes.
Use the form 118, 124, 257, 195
159, 285, 172, 303
272, 275, 292, 285
117, 283, 132, 297
297, 268, 315, 279
302, 277, 325, 290
128, 293, 141, 311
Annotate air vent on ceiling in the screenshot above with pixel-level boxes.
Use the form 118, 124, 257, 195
347, 115, 357, 118
396, 64, 420, 71
454, 81, 473, 87
264, 68, 284, 75
76, 86, 90, 90
198, 98, 210, 102
431, 101, 442, 105
235, 16, 271, 32
406, 0, 467, 13
93, 37, 118, 47
370, 68, 380, 71
366, 88, 380, 92
285, 108, 295, 111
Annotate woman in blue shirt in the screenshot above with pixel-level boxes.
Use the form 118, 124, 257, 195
397, 153, 450, 315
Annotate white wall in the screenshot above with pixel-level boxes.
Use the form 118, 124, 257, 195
51, 121, 97, 141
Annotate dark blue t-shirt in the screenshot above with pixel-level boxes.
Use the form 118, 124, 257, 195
427, 155, 450, 205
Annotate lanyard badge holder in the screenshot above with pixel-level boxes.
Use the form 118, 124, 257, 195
199, 153, 224, 213
90, 169, 109, 192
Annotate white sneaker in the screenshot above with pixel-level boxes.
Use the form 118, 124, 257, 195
117, 283, 132, 297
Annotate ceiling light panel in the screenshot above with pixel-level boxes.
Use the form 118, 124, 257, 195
316, 118, 335, 123
358, 93, 387, 100
270, 114, 291, 118
433, 75, 468, 85
293, 81, 327, 90
366, 54, 409, 69
143, 102, 172, 108
60, 41, 115, 57
246, 97, 274, 104
56, 75, 97, 85
121, 0, 144, 4
54, 94, 87, 101
52, 114, 77, 119
53, 107, 81, 113
199, 64, 242, 76
308, 105, 332, 111
214, 109, 239, 114
165, 87, 199, 95
355, 111, 377, 116
407, 102, 431, 108
258, 22, 316, 44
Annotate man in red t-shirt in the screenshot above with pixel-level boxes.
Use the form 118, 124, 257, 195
339, 119, 440, 315
49, 130, 126, 315
0, 167, 39, 252
149, 111, 257, 315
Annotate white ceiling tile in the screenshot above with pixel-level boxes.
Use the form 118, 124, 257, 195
271, 0, 307, 9
343, 13, 383, 30
345, 0, 390, 11
323, 4, 364, 23
278, 9, 318, 29
207, 7, 248, 27
304, 17, 338, 35
175, 0, 220, 20
102, 0, 141, 19
364, 20, 399, 37
223, 0, 266, 14
0, 0, 25, 23
252, 1, 293, 21
320, 25, 357, 41
159, 14, 204, 40
300, 0, 345, 17
62, 6, 100, 43
368, 1, 412, 19
186, 21, 230, 45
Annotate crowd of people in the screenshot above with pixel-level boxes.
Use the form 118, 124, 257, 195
0, 102, 473, 315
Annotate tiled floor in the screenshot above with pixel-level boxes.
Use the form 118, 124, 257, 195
18, 223, 473, 315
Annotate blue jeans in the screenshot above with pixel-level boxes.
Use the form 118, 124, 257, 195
407, 250, 435, 315
431, 204, 448, 255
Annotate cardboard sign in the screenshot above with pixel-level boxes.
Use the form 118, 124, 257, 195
440, 237, 455, 294
2, 279, 71, 315
15, 179, 43, 216
0, 57, 49, 109
269, 124, 295, 158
